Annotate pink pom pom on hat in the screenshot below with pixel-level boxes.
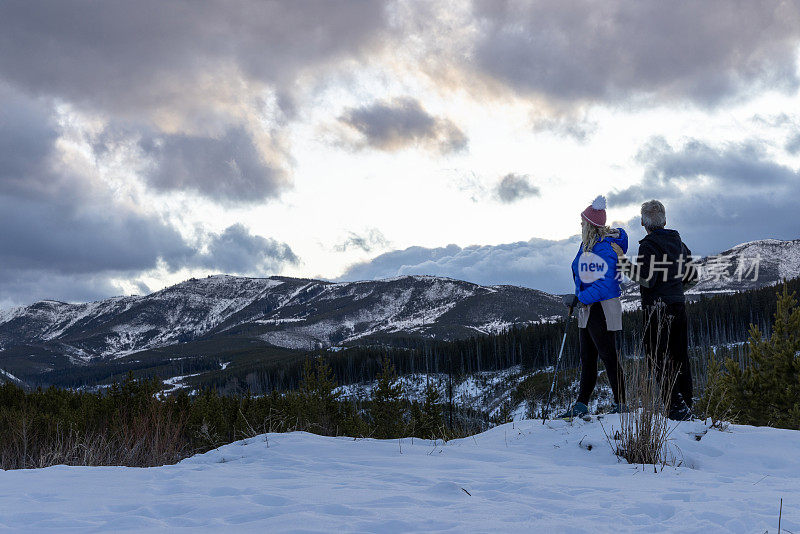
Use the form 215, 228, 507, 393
581, 195, 607, 226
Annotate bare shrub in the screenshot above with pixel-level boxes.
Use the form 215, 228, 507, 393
613, 354, 678, 465
0, 399, 191, 470
610, 308, 681, 466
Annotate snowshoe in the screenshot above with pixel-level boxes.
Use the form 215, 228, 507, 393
557, 402, 588, 420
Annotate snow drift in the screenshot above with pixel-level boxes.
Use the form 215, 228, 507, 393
1, 417, 797, 532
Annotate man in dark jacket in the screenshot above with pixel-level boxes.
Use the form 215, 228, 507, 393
637, 200, 698, 421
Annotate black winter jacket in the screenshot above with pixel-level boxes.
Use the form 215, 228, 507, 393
637, 229, 696, 307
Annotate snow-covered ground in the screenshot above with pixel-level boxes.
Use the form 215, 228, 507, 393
2, 418, 797, 532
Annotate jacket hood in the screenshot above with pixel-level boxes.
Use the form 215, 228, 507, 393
599, 227, 628, 254
640, 228, 683, 257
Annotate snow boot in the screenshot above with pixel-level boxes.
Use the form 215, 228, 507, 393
668, 397, 692, 421
608, 403, 629, 414
557, 402, 589, 419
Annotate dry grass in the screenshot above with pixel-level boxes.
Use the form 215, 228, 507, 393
612, 353, 679, 466
0, 401, 191, 470
606, 307, 682, 467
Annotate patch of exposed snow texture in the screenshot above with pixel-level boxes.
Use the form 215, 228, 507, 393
473, 319, 517, 334
260, 330, 320, 350
0, 368, 22, 384
336, 369, 524, 417
334, 366, 600, 419
0, 305, 24, 324
538, 314, 565, 323
2, 419, 798, 532
159, 373, 203, 395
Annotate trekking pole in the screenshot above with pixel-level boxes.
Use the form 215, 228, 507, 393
542, 305, 574, 423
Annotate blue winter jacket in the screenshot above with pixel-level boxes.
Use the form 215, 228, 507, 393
571, 228, 628, 305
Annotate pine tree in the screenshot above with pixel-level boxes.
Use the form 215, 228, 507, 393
718, 285, 800, 429
370, 356, 405, 438
298, 357, 341, 434
493, 398, 515, 425
416, 379, 443, 439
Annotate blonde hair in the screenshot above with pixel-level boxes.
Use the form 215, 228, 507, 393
581, 219, 618, 252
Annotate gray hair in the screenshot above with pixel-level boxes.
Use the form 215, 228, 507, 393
641, 199, 666, 230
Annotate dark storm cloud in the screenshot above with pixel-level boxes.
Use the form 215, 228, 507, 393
0, 0, 389, 205
617, 193, 800, 259
493, 174, 540, 203
334, 229, 390, 253
0, 193, 197, 305
0, 87, 59, 198
0, 0, 388, 115
0, 271, 140, 308
609, 136, 798, 206
0, 89, 298, 305
340, 98, 468, 153
636, 137, 797, 185
0, 195, 195, 274
0, 194, 298, 303
339, 238, 581, 294
471, 0, 800, 105
138, 127, 287, 203
0, 86, 194, 275
608, 136, 800, 255
194, 224, 298, 274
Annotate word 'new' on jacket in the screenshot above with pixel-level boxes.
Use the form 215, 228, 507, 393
571, 228, 628, 305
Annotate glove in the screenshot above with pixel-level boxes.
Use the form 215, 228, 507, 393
562, 294, 579, 308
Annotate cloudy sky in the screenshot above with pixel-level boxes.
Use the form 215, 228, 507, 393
2, 0, 800, 308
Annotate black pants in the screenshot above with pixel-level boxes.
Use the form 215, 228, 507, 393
644, 302, 692, 408
577, 303, 625, 406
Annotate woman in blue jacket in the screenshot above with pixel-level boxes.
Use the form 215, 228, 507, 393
560, 196, 627, 418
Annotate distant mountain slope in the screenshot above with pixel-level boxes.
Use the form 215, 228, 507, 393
0, 275, 562, 364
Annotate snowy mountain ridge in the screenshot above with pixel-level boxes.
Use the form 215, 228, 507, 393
0, 275, 561, 363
